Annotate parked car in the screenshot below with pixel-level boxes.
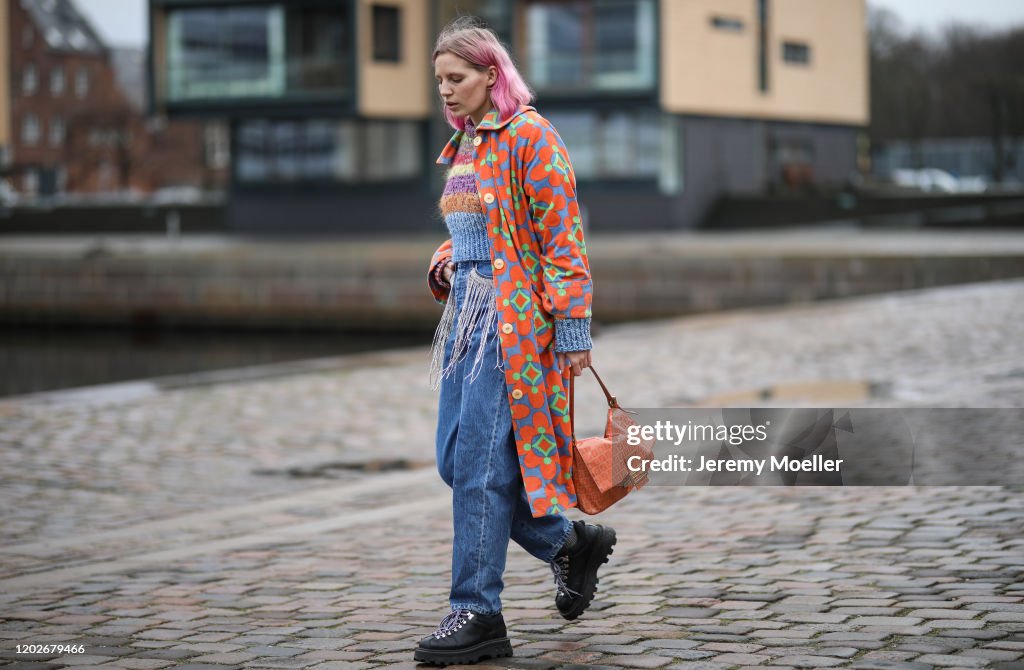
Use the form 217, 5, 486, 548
891, 168, 960, 193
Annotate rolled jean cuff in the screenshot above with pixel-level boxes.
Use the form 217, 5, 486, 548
554, 317, 592, 353
449, 603, 501, 616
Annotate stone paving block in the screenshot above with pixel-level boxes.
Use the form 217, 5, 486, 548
187, 651, 260, 664
849, 616, 925, 626
778, 614, 850, 624
937, 629, 1008, 640
697, 642, 764, 653
960, 649, 1024, 661
859, 651, 922, 662
600, 654, 674, 668
986, 642, 1024, 651
769, 654, 846, 667
750, 628, 817, 639
657, 609, 721, 619
584, 635, 644, 645
93, 660, 176, 669
244, 657, 319, 668
47, 654, 116, 665
832, 607, 904, 615
658, 650, 716, 661
638, 640, 703, 650
816, 647, 862, 658
910, 608, 983, 619
707, 652, 775, 665
586, 643, 646, 655
290, 649, 372, 663
850, 661, 933, 670
915, 653, 991, 667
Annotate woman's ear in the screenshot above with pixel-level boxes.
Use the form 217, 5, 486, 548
487, 66, 498, 88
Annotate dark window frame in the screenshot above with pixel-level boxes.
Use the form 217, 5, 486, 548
372, 4, 401, 63
782, 40, 811, 65
711, 16, 744, 32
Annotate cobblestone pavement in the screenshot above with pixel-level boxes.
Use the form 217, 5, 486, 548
2, 280, 1023, 669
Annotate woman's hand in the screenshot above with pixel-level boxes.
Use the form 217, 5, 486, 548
442, 261, 455, 284
557, 350, 592, 377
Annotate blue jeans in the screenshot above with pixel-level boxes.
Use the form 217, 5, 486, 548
435, 259, 573, 616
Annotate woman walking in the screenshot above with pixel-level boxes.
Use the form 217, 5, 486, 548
415, 17, 617, 666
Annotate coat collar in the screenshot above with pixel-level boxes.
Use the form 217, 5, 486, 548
436, 104, 536, 165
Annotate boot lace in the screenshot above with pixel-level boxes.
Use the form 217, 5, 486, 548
431, 609, 473, 639
550, 555, 581, 598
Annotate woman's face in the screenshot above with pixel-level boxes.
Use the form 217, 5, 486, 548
434, 52, 497, 125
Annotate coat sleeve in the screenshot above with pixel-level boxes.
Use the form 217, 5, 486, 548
520, 119, 593, 352
427, 238, 454, 304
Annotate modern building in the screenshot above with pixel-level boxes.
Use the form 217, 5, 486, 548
147, 0, 868, 232
0, 0, 227, 198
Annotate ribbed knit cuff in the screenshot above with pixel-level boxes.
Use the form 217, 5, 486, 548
554, 317, 592, 353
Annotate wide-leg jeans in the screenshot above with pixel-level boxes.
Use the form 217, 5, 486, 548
435, 259, 573, 616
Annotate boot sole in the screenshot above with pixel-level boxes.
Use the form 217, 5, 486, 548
560, 525, 617, 620
413, 637, 513, 666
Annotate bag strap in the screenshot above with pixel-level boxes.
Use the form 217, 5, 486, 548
568, 366, 619, 442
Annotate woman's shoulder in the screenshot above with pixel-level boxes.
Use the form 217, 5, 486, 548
510, 108, 551, 131
508, 109, 562, 149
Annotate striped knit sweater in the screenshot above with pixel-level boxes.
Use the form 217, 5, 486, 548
438, 119, 490, 262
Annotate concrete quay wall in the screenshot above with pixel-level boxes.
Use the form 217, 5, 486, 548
1, 231, 1023, 330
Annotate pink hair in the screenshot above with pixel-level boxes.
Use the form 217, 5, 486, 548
432, 17, 534, 131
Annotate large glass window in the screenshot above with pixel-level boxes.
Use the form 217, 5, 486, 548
525, 0, 655, 93
235, 119, 420, 183
285, 6, 350, 92
544, 110, 666, 182
166, 4, 350, 102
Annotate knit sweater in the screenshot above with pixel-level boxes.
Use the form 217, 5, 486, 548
438, 119, 489, 262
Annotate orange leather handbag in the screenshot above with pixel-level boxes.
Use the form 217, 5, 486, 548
569, 367, 655, 515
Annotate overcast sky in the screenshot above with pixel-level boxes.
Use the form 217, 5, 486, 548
71, 0, 1024, 49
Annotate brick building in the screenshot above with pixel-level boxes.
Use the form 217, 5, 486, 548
0, 0, 226, 198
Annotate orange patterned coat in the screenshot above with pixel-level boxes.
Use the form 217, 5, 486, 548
428, 105, 592, 518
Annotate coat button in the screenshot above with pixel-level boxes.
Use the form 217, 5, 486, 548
473, 135, 483, 147
501, 323, 514, 334
493, 259, 505, 270
511, 389, 524, 400
483, 193, 495, 204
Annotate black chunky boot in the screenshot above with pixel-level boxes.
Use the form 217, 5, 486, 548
551, 520, 617, 620
413, 609, 513, 666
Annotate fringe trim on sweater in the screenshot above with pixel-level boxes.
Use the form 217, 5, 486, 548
429, 269, 501, 389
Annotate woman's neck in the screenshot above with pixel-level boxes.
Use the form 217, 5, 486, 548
468, 104, 494, 128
